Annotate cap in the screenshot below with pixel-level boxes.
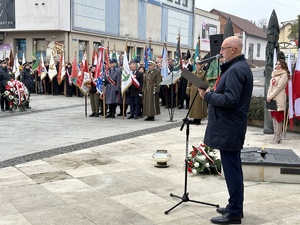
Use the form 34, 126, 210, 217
0, 60, 6, 64
23, 62, 29, 66
109, 59, 117, 64
148, 60, 155, 65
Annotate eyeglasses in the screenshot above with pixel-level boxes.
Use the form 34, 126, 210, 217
220, 46, 232, 51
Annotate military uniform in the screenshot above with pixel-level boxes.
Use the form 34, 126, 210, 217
0, 62, 12, 111
104, 60, 121, 118
186, 69, 208, 124
142, 63, 161, 120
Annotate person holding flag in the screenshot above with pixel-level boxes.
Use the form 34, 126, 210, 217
65, 62, 73, 97
104, 58, 121, 118
88, 65, 100, 117
127, 61, 143, 119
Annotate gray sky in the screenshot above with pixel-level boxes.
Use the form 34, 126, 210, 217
196, 0, 300, 24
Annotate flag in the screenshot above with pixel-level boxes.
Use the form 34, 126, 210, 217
77, 52, 90, 95
96, 48, 105, 95
32, 50, 39, 72
12, 53, 20, 80
93, 50, 98, 66
22, 52, 26, 65
273, 48, 277, 70
293, 48, 300, 118
161, 43, 168, 79
57, 52, 65, 85
193, 36, 200, 70
121, 51, 132, 95
70, 55, 78, 85
39, 54, 47, 81
287, 48, 294, 130
144, 45, 149, 69
48, 53, 57, 81
132, 44, 136, 60
112, 51, 118, 67
9, 49, 14, 68
148, 43, 152, 60
173, 35, 182, 71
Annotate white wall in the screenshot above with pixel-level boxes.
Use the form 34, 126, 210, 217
245, 35, 267, 61
168, 9, 189, 45
194, 13, 220, 52
14, 0, 70, 31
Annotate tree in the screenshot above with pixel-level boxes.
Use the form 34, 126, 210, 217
256, 17, 268, 33
288, 16, 299, 41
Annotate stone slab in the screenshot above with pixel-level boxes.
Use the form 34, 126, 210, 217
241, 147, 300, 167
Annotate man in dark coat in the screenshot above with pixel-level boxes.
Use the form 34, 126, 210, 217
104, 59, 121, 118
0, 60, 12, 111
178, 56, 192, 109
127, 61, 143, 119
199, 36, 253, 224
20, 63, 34, 109
65, 62, 73, 97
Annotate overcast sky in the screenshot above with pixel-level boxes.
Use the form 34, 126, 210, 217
196, 0, 300, 24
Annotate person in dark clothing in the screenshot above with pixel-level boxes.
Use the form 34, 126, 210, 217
89, 65, 100, 117
127, 61, 143, 119
104, 59, 121, 118
65, 62, 73, 97
52, 61, 60, 95
178, 56, 192, 109
0, 60, 13, 111
20, 63, 34, 109
199, 36, 253, 224
44, 61, 51, 94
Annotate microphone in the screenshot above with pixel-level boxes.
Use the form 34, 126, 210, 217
197, 54, 222, 64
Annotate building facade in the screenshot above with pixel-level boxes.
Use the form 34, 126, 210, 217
0, 0, 197, 64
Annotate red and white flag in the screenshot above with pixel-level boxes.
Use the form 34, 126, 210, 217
293, 48, 300, 118
287, 48, 294, 130
57, 53, 65, 85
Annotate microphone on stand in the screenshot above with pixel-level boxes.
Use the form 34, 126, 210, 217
197, 54, 222, 64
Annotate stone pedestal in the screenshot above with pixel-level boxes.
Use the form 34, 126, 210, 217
241, 147, 300, 183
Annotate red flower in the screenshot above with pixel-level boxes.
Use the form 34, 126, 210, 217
5, 85, 10, 90
191, 151, 196, 157
187, 167, 192, 173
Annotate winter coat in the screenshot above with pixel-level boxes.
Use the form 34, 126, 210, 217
186, 69, 208, 119
104, 67, 121, 104
203, 55, 253, 151
20, 68, 34, 93
0, 67, 12, 92
128, 71, 143, 97
267, 69, 288, 112
142, 68, 161, 117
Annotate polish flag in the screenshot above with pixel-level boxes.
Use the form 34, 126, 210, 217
293, 48, 300, 119
287, 48, 294, 130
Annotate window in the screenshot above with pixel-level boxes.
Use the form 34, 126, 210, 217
182, 0, 187, 6
33, 39, 46, 63
175, 0, 180, 4
248, 43, 254, 61
137, 47, 143, 62
167, 0, 173, 1
16, 39, 26, 60
79, 40, 87, 62
257, 43, 260, 57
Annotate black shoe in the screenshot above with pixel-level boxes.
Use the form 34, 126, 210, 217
145, 117, 154, 121
193, 119, 201, 125
94, 113, 99, 117
127, 112, 131, 114
117, 112, 122, 116
1, 109, 5, 112
134, 116, 139, 119
111, 114, 115, 118
105, 114, 111, 118
89, 113, 95, 117
178, 106, 183, 109
26, 106, 31, 109
127, 115, 134, 119
211, 212, 241, 224
217, 207, 244, 218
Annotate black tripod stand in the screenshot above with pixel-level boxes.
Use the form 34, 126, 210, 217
164, 90, 219, 215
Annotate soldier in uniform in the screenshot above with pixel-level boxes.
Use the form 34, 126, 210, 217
186, 61, 208, 125
20, 62, 34, 109
142, 60, 161, 121
0, 60, 13, 111
104, 59, 121, 118
89, 65, 100, 117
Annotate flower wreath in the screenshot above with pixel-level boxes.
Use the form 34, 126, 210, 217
2, 79, 29, 111
187, 142, 221, 175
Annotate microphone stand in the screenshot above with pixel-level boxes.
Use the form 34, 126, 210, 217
166, 71, 176, 122
164, 86, 219, 215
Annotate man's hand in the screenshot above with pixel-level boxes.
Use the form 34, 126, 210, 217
198, 87, 210, 99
